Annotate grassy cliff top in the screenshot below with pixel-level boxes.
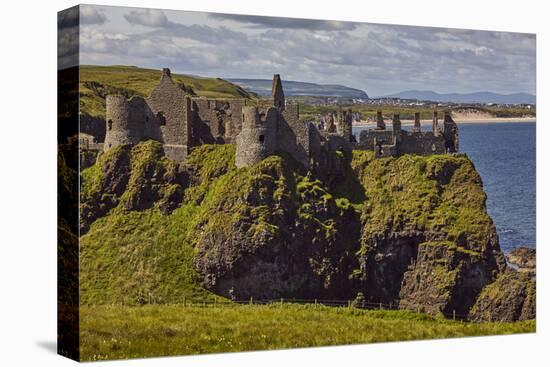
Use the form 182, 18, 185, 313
80, 142, 496, 305
79, 65, 258, 118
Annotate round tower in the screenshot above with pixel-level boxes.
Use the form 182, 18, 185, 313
104, 95, 143, 151
235, 106, 276, 168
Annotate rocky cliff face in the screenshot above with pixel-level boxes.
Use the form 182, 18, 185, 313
80, 141, 534, 321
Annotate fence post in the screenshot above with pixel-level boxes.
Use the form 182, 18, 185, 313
379, 302, 382, 310
315, 299, 318, 307
250, 296, 253, 305
214, 297, 217, 307
348, 300, 351, 309
280, 297, 284, 305
453, 310, 456, 321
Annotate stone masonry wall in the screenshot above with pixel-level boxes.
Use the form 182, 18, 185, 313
145, 69, 190, 161
104, 95, 145, 151
235, 106, 277, 168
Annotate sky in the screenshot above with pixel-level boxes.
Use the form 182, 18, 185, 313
59, 4, 536, 97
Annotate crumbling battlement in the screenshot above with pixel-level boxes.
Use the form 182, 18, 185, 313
104, 68, 248, 161
356, 111, 459, 158
103, 68, 459, 169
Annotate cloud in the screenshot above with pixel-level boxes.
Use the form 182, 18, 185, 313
124, 9, 169, 27
78, 6, 536, 95
209, 13, 357, 31
80, 5, 107, 25
58, 6, 79, 69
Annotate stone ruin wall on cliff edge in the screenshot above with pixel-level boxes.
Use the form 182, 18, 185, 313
104, 68, 249, 161
356, 111, 458, 157
103, 67, 459, 168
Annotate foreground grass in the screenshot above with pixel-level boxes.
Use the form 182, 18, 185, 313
80, 304, 534, 361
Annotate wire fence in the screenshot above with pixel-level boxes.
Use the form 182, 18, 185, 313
168, 296, 475, 322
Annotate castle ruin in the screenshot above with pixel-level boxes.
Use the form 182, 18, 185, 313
355, 110, 459, 157
101, 68, 459, 169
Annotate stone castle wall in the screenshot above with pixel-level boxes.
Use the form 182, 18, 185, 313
104, 68, 248, 162
356, 112, 457, 157
277, 103, 311, 168
103, 68, 459, 169
145, 69, 191, 161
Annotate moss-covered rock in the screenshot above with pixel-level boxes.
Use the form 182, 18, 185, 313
192, 153, 361, 299
79, 141, 530, 322
80, 141, 185, 233
468, 271, 536, 322
351, 152, 506, 317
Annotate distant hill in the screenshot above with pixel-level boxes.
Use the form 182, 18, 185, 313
229, 78, 369, 99
383, 90, 535, 105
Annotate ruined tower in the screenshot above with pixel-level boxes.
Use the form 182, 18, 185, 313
432, 111, 440, 136
326, 113, 336, 133
235, 106, 277, 168
443, 112, 459, 152
104, 95, 145, 151
376, 111, 386, 130
413, 112, 421, 133
336, 107, 353, 142
272, 74, 285, 110
392, 113, 402, 135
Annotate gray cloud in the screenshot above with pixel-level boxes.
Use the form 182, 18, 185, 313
209, 13, 357, 31
124, 8, 169, 27
78, 5, 536, 96
80, 5, 107, 25
58, 6, 79, 69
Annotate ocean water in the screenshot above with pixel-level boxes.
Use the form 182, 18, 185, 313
353, 122, 536, 252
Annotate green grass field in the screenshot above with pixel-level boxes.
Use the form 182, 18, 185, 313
298, 102, 535, 121
80, 304, 535, 361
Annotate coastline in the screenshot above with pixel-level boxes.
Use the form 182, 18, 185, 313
353, 117, 536, 127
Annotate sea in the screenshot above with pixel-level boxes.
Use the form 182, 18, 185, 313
353, 122, 536, 252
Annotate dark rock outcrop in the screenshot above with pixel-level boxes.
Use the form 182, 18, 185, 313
79, 141, 185, 233
192, 153, 362, 300
468, 270, 536, 322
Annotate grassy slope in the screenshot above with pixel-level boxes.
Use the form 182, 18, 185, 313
80, 304, 534, 361
80, 143, 237, 305
80, 143, 493, 304
79, 65, 257, 118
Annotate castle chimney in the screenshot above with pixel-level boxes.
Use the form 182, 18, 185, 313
432, 111, 439, 136
392, 113, 401, 132
161, 68, 172, 83
444, 111, 454, 123
272, 74, 285, 110
413, 112, 421, 132
376, 111, 386, 130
